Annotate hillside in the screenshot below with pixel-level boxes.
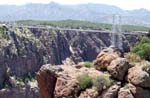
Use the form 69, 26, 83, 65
0, 2, 150, 26
17, 20, 150, 32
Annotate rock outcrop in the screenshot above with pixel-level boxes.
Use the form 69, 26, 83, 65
118, 87, 134, 98
101, 84, 121, 98
127, 65, 150, 88
0, 26, 145, 98
127, 83, 150, 98
36, 47, 150, 98
78, 87, 99, 98
37, 64, 107, 98
94, 47, 121, 71
2, 27, 142, 78
107, 58, 130, 80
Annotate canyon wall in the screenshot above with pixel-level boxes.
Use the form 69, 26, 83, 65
0, 27, 144, 88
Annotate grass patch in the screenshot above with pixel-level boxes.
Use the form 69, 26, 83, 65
16, 73, 36, 86
132, 37, 150, 61
84, 62, 93, 68
125, 53, 142, 62
77, 73, 93, 90
93, 75, 113, 92
124, 83, 129, 89
0, 26, 8, 39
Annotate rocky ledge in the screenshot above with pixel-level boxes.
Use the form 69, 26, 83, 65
36, 47, 150, 98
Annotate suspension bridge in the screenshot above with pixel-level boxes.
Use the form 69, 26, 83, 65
1, 14, 149, 50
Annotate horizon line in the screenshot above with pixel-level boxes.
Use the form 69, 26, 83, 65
0, 1, 149, 11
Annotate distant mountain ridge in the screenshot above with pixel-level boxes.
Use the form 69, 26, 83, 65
0, 2, 150, 26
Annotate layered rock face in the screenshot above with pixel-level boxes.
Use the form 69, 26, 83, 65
1, 27, 143, 78
0, 86, 41, 98
0, 27, 144, 98
37, 47, 150, 98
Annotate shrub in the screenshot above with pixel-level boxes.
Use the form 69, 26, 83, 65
124, 83, 129, 89
16, 72, 36, 86
93, 75, 113, 92
16, 78, 25, 86
140, 37, 150, 44
0, 26, 8, 39
23, 73, 36, 83
77, 73, 93, 90
84, 62, 93, 68
132, 37, 150, 61
125, 53, 142, 62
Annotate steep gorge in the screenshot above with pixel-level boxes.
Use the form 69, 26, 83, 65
0, 27, 144, 89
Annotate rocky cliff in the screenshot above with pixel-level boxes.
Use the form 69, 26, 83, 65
0, 25, 146, 98
37, 47, 150, 98
0, 27, 144, 90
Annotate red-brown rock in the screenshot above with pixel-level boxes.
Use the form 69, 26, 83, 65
127, 83, 150, 98
127, 66, 150, 88
36, 65, 58, 98
78, 87, 99, 98
118, 87, 134, 98
101, 84, 121, 98
107, 58, 130, 80
36, 64, 104, 98
94, 47, 121, 71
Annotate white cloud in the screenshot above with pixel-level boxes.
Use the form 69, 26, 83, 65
0, 0, 149, 10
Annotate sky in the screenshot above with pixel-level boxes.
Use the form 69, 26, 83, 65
0, 0, 149, 10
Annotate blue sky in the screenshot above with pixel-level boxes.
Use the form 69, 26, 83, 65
0, 0, 149, 10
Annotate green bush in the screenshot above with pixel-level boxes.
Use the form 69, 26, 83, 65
16, 72, 36, 86
84, 62, 93, 68
125, 53, 142, 62
16, 78, 25, 86
132, 37, 150, 61
77, 73, 93, 90
124, 83, 129, 89
0, 26, 8, 39
93, 75, 113, 92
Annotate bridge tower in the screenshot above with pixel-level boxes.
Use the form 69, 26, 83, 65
111, 14, 123, 50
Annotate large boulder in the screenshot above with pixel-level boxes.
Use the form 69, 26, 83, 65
36, 64, 105, 98
55, 76, 79, 98
118, 83, 150, 98
94, 47, 122, 71
118, 87, 134, 98
107, 58, 130, 80
127, 66, 150, 88
127, 83, 150, 98
101, 84, 121, 98
78, 87, 99, 98
36, 65, 59, 98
